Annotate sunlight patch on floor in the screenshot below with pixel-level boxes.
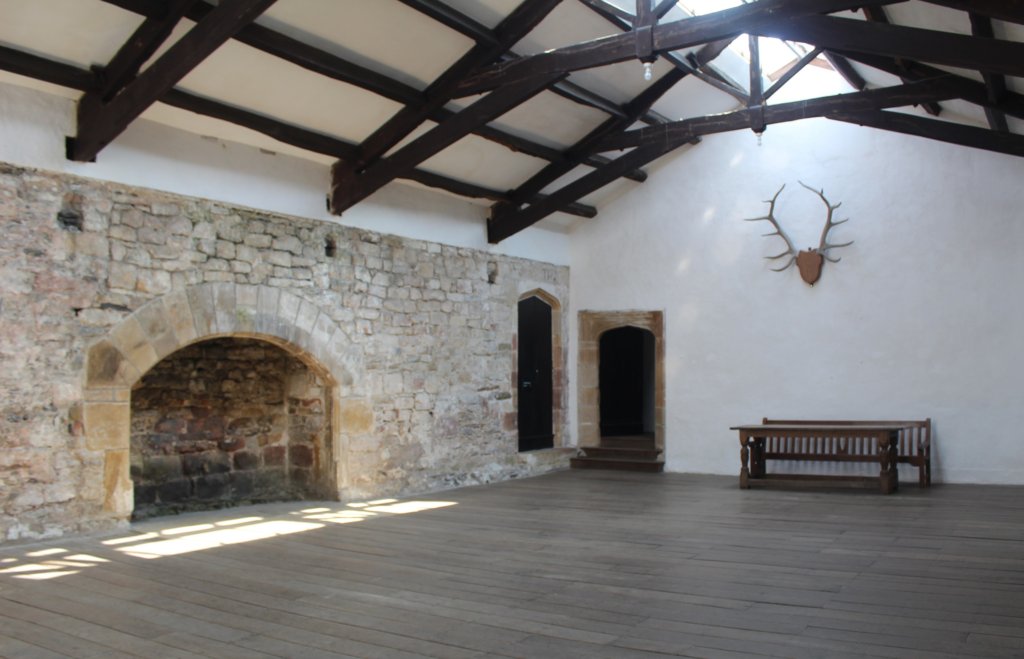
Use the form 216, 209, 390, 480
0, 497, 458, 580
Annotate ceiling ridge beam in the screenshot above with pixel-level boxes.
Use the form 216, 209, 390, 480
69, 0, 278, 162
401, 169, 596, 217
330, 72, 565, 213
830, 110, 1024, 158
456, 0, 900, 96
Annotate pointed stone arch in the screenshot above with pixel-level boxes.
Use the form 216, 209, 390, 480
82, 283, 365, 520
578, 310, 665, 453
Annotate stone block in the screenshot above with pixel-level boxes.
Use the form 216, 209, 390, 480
233, 451, 260, 471
109, 316, 158, 376
158, 478, 192, 503
338, 399, 373, 434
86, 340, 135, 387
182, 452, 231, 476
263, 445, 286, 466
289, 444, 314, 468
162, 291, 198, 345
103, 449, 132, 515
84, 402, 130, 450
142, 455, 182, 482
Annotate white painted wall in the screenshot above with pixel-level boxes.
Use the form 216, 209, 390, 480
0, 80, 570, 265
569, 119, 1024, 484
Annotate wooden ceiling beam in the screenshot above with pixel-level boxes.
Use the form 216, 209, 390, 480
457, 0, 902, 95
94, 0, 199, 101
338, 0, 561, 177
763, 48, 822, 101
822, 52, 866, 91
330, 73, 564, 213
917, 1, 1024, 25
830, 110, 1024, 158
0, 44, 96, 91
834, 51, 1024, 121
487, 80, 957, 242
491, 63, 691, 224
755, 15, 1024, 79
859, 6, 941, 116
968, 13, 1010, 133
395, 0, 499, 46
99, 1, 638, 179
0, 45, 597, 219
68, 0, 277, 162
489, 144, 667, 243
596, 79, 958, 153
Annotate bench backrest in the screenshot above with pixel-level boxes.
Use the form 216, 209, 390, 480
761, 418, 931, 458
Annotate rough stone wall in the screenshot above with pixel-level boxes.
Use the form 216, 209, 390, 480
130, 338, 328, 519
0, 162, 570, 543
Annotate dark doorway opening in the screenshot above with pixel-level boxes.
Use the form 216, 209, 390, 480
518, 296, 553, 451
599, 326, 656, 437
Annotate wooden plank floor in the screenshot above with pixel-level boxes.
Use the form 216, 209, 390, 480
2, 471, 1024, 658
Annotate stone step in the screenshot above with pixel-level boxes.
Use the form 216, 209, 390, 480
579, 446, 662, 461
570, 456, 665, 473
598, 435, 656, 449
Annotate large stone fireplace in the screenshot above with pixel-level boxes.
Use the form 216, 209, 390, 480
130, 337, 332, 519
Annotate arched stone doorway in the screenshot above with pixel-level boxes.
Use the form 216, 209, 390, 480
577, 311, 664, 453
83, 283, 360, 521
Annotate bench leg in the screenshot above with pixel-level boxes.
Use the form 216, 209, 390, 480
739, 436, 751, 489
878, 433, 899, 494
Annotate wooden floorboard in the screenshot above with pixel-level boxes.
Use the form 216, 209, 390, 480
2, 471, 1024, 658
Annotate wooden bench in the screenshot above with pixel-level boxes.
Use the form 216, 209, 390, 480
729, 420, 932, 494
761, 418, 931, 487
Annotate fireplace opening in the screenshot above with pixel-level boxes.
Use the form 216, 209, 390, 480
130, 337, 333, 520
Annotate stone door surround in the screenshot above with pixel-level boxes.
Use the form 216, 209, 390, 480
82, 283, 365, 521
577, 310, 665, 451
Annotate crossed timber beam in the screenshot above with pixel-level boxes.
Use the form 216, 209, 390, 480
488, 80, 961, 242
68, 0, 277, 162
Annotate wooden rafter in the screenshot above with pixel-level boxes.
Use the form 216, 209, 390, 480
98, 0, 618, 180
69, 0, 277, 162
830, 110, 1024, 158
968, 13, 1009, 132
456, 0, 901, 95
0, 45, 595, 220
95, 0, 199, 101
754, 15, 1024, 79
340, 0, 560, 171
833, 51, 1024, 121
860, 6, 941, 116
489, 80, 960, 242
488, 65, 690, 236
330, 73, 565, 213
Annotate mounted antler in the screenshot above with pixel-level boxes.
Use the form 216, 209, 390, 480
798, 181, 853, 263
744, 182, 854, 285
745, 184, 797, 272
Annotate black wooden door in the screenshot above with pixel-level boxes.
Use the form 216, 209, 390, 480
517, 296, 553, 451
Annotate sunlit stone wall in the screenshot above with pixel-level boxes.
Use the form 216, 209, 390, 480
0, 163, 570, 543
